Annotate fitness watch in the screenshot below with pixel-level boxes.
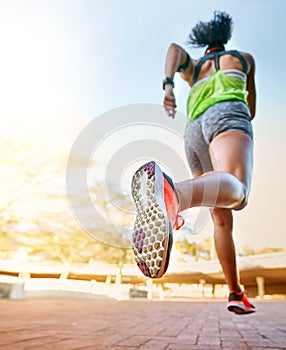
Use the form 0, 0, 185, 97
162, 77, 175, 90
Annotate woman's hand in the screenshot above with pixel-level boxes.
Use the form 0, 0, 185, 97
163, 86, 177, 118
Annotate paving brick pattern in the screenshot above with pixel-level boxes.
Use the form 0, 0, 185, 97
0, 299, 285, 349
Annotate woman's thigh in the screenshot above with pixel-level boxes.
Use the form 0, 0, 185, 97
209, 131, 254, 195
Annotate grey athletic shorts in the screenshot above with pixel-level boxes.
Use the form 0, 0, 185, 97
184, 101, 253, 175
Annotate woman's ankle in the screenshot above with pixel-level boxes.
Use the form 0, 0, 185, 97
229, 284, 242, 293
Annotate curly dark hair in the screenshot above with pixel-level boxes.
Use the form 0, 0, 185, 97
187, 11, 233, 48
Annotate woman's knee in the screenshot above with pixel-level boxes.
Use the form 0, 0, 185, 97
221, 173, 249, 210
233, 196, 248, 210
230, 184, 249, 211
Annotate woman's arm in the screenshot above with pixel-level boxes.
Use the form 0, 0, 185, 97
163, 43, 193, 117
164, 43, 192, 81
244, 53, 256, 120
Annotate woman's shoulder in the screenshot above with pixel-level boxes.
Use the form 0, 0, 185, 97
237, 50, 255, 63
237, 51, 255, 74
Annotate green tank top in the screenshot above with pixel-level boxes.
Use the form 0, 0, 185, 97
187, 70, 249, 121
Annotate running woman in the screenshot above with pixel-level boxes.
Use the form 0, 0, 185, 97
131, 11, 256, 314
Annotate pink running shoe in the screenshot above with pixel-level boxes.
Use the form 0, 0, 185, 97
131, 161, 184, 278
227, 290, 256, 315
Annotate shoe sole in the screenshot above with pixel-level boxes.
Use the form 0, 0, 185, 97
131, 161, 172, 278
227, 301, 256, 315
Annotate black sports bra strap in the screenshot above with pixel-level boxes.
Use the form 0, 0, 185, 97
192, 56, 208, 84
226, 50, 248, 74
214, 53, 220, 70
192, 49, 248, 84
192, 52, 219, 84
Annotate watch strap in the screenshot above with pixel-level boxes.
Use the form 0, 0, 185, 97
162, 77, 175, 90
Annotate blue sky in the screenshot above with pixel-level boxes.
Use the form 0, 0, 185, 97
1, 0, 286, 250
1, 0, 285, 119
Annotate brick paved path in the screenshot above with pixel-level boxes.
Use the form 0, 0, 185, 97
0, 299, 285, 350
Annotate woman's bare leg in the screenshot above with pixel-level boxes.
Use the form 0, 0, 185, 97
176, 131, 253, 292
211, 208, 241, 292
176, 132, 253, 211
